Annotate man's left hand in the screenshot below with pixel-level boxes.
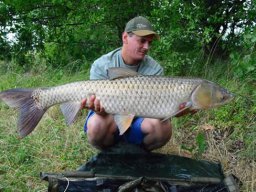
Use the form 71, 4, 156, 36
175, 102, 197, 117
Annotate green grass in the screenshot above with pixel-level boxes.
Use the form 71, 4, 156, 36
0, 69, 96, 191
0, 67, 255, 191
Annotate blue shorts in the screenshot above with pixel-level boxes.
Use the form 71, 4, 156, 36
84, 110, 145, 144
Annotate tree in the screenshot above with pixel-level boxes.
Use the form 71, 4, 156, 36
0, 0, 255, 74
1, 0, 155, 68
148, 0, 256, 75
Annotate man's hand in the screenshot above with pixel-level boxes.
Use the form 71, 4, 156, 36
81, 95, 107, 116
175, 102, 197, 117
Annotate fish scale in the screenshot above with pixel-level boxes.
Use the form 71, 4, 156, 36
35, 76, 215, 118
35, 76, 198, 118
0, 68, 233, 138
84, 76, 200, 118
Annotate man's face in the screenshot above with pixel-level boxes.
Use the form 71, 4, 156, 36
124, 32, 155, 62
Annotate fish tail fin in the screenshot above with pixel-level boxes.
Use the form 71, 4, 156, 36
0, 89, 46, 138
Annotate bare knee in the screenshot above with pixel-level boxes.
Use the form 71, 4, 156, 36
87, 114, 117, 149
141, 119, 172, 150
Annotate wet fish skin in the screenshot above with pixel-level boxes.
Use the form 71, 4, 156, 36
0, 68, 234, 138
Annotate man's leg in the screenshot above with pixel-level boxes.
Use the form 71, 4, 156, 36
86, 112, 117, 150
141, 119, 172, 151
85, 112, 172, 151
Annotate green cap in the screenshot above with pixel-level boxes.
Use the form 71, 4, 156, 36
125, 16, 159, 39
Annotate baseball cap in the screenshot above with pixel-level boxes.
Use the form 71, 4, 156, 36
125, 16, 159, 39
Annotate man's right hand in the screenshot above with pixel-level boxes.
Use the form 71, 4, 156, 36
81, 95, 107, 116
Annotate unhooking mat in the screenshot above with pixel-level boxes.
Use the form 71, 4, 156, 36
41, 144, 240, 192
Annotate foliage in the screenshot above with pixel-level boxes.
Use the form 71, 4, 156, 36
150, 0, 256, 75
0, 0, 153, 69
229, 29, 256, 79
1, 0, 256, 73
195, 132, 207, 157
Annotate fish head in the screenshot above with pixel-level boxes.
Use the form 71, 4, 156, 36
191, 80, 234, 109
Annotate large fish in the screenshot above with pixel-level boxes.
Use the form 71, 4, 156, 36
0, 68, 233, 138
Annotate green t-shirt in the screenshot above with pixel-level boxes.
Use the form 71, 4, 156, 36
90, 47, 163, 80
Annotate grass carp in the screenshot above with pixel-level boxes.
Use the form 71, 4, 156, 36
0, 68, 234, 138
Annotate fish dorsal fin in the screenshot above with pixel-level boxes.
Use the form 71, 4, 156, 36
107, 67, 139, 80
60, 101, 81, 125
113, 114, 135, 135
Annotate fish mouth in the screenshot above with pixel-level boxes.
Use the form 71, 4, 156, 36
220, 86, 235, 102
221, 92, 235, 106
230, 93, 235, 99
228, 93, 235, 102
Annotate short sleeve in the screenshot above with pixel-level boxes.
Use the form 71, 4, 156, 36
138, 55, 164, 76
90, 57, 110, 80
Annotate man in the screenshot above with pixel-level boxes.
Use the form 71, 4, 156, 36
81, 16, 187, 151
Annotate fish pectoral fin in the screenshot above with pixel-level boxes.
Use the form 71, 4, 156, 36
161, 113, 176, 122
161, 102, 193, 121
114, 114, 135, 135
60, 101, 81, 125
107, 67, 139, 80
